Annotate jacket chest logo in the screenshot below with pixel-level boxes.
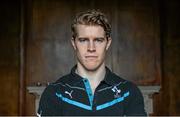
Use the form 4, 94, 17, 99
65, 90, 73, 99
111, 86, 121, 98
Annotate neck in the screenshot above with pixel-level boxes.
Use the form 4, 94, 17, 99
76, 62, 106, 92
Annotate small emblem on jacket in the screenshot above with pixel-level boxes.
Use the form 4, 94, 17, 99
65, 90, 73, 98
111, 86, 121, 98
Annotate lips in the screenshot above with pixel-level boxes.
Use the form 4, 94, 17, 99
85, 56, 98, 58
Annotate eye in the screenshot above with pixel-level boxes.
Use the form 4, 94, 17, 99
78, 38, 88, 43
94, 38, 105, 43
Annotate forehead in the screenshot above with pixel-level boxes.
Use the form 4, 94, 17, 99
76, 25, 105, 37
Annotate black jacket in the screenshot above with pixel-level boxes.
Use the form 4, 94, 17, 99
38, 66, 147, 116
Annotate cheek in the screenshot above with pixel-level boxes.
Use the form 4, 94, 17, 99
76, 46, 86, 56
97, 47, 107, 57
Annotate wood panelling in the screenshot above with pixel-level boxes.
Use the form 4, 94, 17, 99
162, 0, 180, 115
0, 1, 20, 115
151, 0, 180, 115
110, 0, 161, 85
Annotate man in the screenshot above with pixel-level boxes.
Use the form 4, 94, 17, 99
37, 10, 147, 116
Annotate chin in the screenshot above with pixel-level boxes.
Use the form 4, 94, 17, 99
83, 63, 101, 71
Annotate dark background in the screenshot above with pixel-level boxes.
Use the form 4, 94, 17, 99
0, 0, 179, 115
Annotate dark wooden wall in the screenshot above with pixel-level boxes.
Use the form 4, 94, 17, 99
0, 1, 20, 115
0, 0, 179, 116
157, 0, 180, 115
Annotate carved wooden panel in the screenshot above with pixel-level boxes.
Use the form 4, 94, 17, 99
111, 1, 161, 85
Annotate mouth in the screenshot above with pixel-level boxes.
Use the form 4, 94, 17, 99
85, 56, 98, 58
85, 56, 98, 60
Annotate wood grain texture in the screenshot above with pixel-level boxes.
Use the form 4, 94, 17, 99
163, 0, 180, 115
110, 0, 161, 85
0, 1, 20, 115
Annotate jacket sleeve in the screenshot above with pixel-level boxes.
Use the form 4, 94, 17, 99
124, 82, 147, 116
37, 85, 63, 116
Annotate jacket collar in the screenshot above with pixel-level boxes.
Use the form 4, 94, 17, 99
69, 65, 122, 86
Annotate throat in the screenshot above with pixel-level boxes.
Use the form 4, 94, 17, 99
75, 65, 106, 94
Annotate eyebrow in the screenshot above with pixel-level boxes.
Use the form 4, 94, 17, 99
77, 37, 105, 40
94, 37, 105, 40
78, 37, 88, 39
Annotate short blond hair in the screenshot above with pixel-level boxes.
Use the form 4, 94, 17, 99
71, 10, 111, 39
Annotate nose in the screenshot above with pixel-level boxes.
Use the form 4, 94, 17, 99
87, 41, 96, 52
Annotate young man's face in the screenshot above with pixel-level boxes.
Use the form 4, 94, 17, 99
71, 24, 112, 71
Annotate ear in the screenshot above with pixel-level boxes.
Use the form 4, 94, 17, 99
71, 37, 76, 50
106, 37, 112, 50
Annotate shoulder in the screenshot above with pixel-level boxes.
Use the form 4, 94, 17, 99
125, 81, 142, 97
53, 74, 72, 85
111, 72, 137, 90
41, 74, 71, 97
118, 78, 144, 106
49, 73, 72, 88
111, 72, 142, 98
113, 72, 141, 92
111, 72, 127, 83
